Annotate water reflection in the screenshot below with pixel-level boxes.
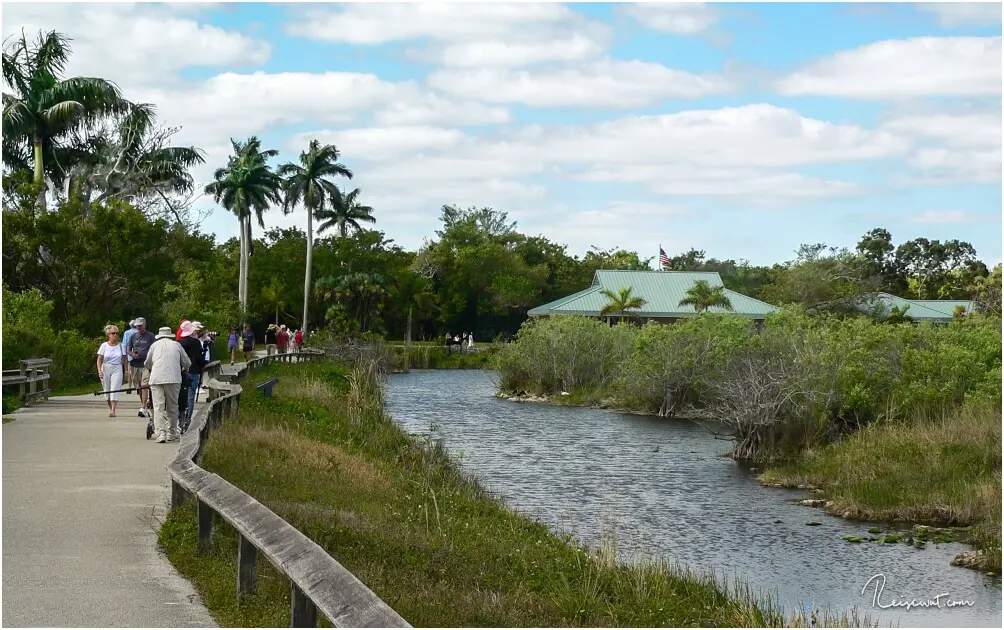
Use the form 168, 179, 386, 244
385, 370, 1001, 628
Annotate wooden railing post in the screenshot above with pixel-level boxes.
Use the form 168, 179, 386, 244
290, 582, 317, 627
237, 533, 257, 596
171, 479, 187, 511
198, 499, 213, 554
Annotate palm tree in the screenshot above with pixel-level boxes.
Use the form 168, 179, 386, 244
600, 286, 646, 323
260, 279, 285, 326
678, 280, 733, 314
316, 187, 374, 238
204, 136, 282, 314
278, 140, 353, 336
3, 30, 130, 209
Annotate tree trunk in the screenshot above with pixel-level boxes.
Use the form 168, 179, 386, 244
339, 219, 346, 238
302, 208, 313, 336
239, 215, 249, 315
406, 306, 413, 350
237, 215, 245, 312
33, 135, 46, 211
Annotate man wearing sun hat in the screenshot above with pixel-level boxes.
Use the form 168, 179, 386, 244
145, 326, 191, 443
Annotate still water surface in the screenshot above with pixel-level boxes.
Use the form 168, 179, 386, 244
385, 370, 1001, 627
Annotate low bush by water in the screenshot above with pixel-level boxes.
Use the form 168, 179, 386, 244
158, 360, 866, 627
492, 310, 1002, 462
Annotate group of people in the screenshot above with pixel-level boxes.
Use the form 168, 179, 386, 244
445, 331, 475, 349
225, 323, 304, 364
96, 317, 214, 443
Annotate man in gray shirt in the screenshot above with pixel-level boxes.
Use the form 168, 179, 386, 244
126, 317, 156, 417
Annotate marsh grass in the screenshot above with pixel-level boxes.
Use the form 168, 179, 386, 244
159, 360, 871, 627
759, 405, 1002, 571
396, 345, 490, 370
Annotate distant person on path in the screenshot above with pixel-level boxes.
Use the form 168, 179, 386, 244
145, 327, 191, 443
294, 329, 303, 353
227, 327, 239, 365
121, 319, 137, 383
277, 325, 290, 354
265, 324, 277, 356
126, 317, 156, 417
96, 324, 127, 417
468, 332, 475, 349
179, 321, 206, 429
242, 324, 256, 362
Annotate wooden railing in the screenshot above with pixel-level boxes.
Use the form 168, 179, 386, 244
167, 348, 411, 628
1, 358, 53, 403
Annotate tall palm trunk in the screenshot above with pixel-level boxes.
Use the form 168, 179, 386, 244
33, 134, 46, 211
302, 196, 313, 336
238, 214, 249, 315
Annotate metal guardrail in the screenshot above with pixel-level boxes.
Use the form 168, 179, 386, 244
167, 348, 411, 628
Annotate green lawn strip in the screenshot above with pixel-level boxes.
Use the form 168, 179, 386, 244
160, 360, 805, 628
759, 407, 1002, 572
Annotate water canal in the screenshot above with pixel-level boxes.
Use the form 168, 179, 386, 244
385, 370, 1001, 628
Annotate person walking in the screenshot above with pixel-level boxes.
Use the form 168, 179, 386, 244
468, 331, 475, 350
264, 324, 277, 356
145, 327, 191, 443
121, 319, 136, 383
294, 329, 303, 354
179, 321, 206, 430
227, 327, 239, 365
96, 324, 126, 417
241, 324, 256, 362
126, 317, 156, 417
277, 325, 290, 354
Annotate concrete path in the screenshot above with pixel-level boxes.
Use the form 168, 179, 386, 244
2, 393, 216, 628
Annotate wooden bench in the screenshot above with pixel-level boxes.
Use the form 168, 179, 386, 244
2, 359, 53, 404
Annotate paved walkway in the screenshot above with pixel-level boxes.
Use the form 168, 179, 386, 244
2, 391, 217, 627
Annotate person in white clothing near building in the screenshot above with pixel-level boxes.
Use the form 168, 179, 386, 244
145, 327, 191, 443
96, 324, 127, 417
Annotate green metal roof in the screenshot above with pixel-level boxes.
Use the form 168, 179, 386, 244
908, 299, 975, 317
857, 294, 975, 322
527, 270, 779, 319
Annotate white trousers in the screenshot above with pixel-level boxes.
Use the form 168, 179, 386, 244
102, 363, 123, 401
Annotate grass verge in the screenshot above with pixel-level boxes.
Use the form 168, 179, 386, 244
159, 360, 863, 627
759, 405, 1002, 573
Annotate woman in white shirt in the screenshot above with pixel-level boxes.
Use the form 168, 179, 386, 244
97, 324, 127, 417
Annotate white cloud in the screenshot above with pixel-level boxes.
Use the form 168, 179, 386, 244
428, 60, 735, 108
285, 3, 577, 45
881, 110, 1002, 183
622, 2, 720, 35
286, 127, 470, 162
911, 210, 975, 224
2, 3, 271, 90
287, 104, 906, 224
915, 2, 1002, 28
578, 166, 863, 201
289, 2, 612, 70
775, 36, 1002, 99
424, 33, 608, 69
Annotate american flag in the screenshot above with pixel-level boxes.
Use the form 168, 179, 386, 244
659, 247, 670, 269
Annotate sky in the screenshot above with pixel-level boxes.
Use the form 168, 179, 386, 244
3, 1, 1002, 267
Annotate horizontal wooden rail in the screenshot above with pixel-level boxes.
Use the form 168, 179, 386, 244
2, 358, 53, 403
167, 348, 410, 628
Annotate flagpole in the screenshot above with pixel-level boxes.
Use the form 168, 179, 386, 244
659, 244, 662, 271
